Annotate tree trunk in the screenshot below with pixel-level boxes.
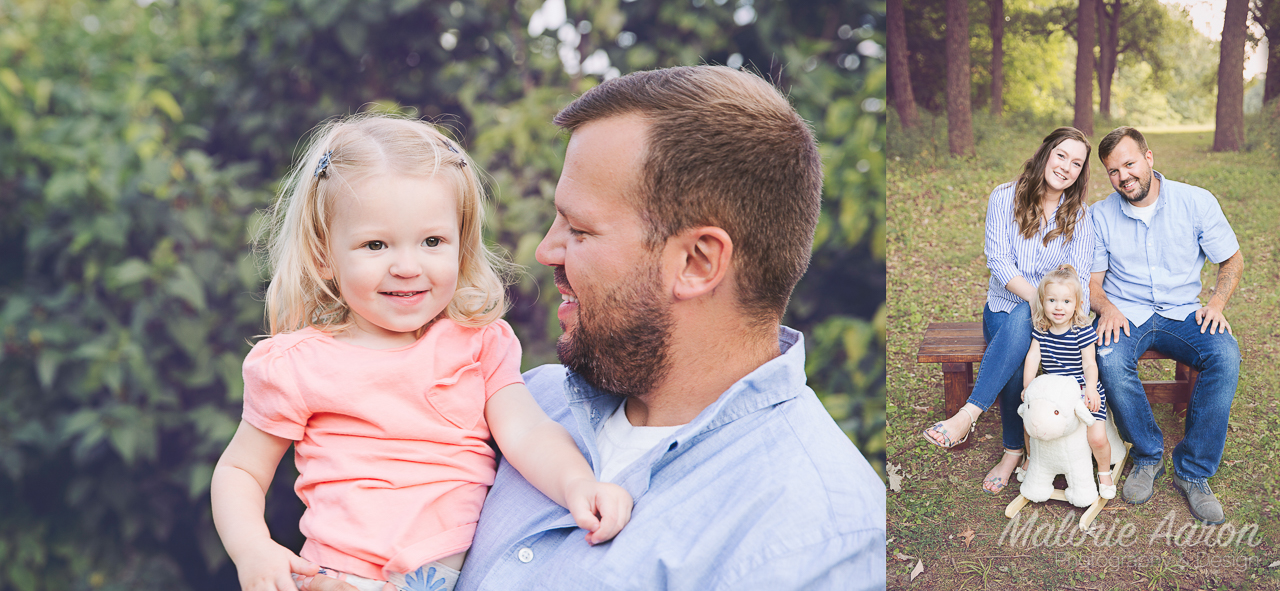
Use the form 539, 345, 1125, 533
990, 0, 1004, 117
1096, 0, 1120, 118
1264, 0, 1280, 105
888, 0, 920, 128
1213, 0, 1248, 152
946, 0, 974, 156
1074, 0, 1097, 136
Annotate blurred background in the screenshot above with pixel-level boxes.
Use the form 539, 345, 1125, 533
0, 0, 886, 589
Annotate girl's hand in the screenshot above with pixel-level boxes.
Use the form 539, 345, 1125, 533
565, 478, 634, 545
1020, 388, 1026, 401
1084, 385, 1100, 413
234, 538, 319, 591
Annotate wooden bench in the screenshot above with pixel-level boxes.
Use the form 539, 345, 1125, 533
916, 322, 1195, 450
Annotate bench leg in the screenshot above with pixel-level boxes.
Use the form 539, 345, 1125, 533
942, 363, 974, 451
1174, 362, 1197, 419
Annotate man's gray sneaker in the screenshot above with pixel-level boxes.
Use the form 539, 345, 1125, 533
1173, 472, 1226, 525
1122, 461, 1165, 504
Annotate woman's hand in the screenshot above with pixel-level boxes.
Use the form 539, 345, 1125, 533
565, 478, 634, 545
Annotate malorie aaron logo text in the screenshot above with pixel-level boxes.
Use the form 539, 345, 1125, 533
998, 510, 1263, 548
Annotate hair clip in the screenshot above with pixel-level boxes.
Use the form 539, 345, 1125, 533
314, 150, 333, 178
442, 141, 467, 167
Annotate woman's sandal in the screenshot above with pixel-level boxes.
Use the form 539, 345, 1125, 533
982, 449, 1025, 494
922, 406, 977, 449
1097, 470, 1116, 499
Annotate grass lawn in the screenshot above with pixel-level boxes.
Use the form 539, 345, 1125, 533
886, 127, 1280, 590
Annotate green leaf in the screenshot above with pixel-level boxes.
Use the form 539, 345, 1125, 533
0, 68, 22, 95
62, 409, 100, 441
165, 264, 207, 311
43, 170, 88, 205
109, 424, 139, 465
108, 258, 151, 288
36, 351, 61, 390
147, 88, 183, 122
188, 462, 214, 500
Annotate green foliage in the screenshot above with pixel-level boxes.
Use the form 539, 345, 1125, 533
0, 0, 886, 588
901, 0, 1220, 123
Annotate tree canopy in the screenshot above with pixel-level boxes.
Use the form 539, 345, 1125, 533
895, 0, 1233, 126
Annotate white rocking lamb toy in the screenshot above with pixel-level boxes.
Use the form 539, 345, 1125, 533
1016, 374, 1127, 509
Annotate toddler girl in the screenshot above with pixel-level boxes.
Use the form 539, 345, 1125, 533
210, 115, 632, 591
1022, 264, 1115, 499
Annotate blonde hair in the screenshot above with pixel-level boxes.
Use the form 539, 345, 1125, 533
1031, 264, 1090, 332
258, 113, 508, 336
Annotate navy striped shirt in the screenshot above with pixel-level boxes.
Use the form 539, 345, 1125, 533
1033, 325, 1105, 395
984, 182, 1094, 312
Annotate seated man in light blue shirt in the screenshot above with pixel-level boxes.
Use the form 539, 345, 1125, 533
1089, 126, 1244, 525
457, 66, 886, 590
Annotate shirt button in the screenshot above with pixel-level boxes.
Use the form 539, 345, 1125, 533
518, 547, 534, 563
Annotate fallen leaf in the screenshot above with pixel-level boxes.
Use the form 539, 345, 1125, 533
888, 463, 903, 492
983, 434, 993, 440
913, 405, 931, 412
1268, 560, 1280, 568
958, 528, 976, 548
1102, 505, 1128, 512
910, 560, 924, 581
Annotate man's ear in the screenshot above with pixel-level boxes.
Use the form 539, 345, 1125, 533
669, 226, 732, 301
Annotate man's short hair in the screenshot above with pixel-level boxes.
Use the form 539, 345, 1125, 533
553, 66, 823, 326
1098, 126, 1150, 163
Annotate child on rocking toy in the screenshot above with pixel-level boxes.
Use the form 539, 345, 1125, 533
210, 115, 632, 591
1022, 264, 1115, 499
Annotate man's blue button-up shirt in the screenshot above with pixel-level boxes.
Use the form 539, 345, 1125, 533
1091, 171, 1240, 326
457, 328, 886, 591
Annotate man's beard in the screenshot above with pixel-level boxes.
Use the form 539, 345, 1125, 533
1119, 169, 1153, 204
554, 264, 672, 398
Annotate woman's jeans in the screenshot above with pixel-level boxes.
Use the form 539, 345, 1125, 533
1094, 312, 1240, 483
968, 302, 1032, 451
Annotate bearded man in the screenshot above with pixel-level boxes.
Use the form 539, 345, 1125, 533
454, 66, 886, 590
1090, 126, 1244, 525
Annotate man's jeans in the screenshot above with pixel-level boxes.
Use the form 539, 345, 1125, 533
969, 302, 1031, 451
1094, 312, 1240, 483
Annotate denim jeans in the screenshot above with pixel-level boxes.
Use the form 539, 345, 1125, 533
968, 302, 1032, 451
1094, 312, 1240, 482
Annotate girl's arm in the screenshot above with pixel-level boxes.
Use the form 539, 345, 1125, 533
1081, 342, 1101, 395
1022, 338, 1042, 393
211, 421, 323, 591
485, 383, 633, 544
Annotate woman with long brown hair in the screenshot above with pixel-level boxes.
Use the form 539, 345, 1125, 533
923, 127, 1096, 493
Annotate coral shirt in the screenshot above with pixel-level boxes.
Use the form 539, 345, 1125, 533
241, 319, 524, 580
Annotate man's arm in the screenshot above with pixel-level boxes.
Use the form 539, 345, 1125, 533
1090, 270, 1129, 346
1195, 250, 1243, 335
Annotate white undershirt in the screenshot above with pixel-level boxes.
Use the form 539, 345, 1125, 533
1122, 194, 1159, 226
595, 400, 684, 483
